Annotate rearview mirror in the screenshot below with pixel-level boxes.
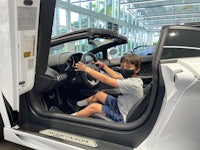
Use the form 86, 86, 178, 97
88, 39, 101, 46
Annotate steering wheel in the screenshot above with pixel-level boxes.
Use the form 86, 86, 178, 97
80, 53, 100, 88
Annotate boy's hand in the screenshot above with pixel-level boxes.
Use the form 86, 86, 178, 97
95, 61, 104, 66
75, 62, 87, 72
95, 61, 105, 69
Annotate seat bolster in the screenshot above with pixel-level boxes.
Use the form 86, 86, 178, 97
91, 113, 115, 122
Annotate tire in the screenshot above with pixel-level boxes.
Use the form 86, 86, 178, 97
0, 114, 4, 141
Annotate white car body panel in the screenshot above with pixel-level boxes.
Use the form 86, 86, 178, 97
17, 0, 40, 96
137, 57, 200, 150
4, 127, 84, 150
0, 0, 39, 111
0, 88, 11, 128
0, 0, 19, 111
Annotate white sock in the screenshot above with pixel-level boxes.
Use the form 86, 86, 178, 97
71, 113, 76, 116
77, 99, 88, 107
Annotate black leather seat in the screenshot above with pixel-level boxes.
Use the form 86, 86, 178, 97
92, 83, 152, 123
126, 83, 152, 123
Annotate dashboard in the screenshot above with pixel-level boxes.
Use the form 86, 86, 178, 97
34, 53, 83, 93
48, 52, 82, 73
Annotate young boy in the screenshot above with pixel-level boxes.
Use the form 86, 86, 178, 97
74, 54, 143, 123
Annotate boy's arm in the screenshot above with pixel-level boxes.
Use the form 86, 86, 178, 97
75, 62, 119, 88
101, 64, 123, 79
96, 61, 123, 79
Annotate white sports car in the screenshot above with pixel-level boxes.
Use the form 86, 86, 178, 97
0, 1, 200, 150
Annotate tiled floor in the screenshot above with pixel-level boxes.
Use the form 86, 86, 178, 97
0, 140, 32, 150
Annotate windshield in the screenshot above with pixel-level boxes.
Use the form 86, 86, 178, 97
50, 38, 113, 55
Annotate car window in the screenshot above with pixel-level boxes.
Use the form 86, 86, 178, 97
131, 45, 156, 57
95, 51, 103, 60
135, 46, 147, 52
161, 29, 200, 59
107, 45, 126, 59
50, 39, 90, 54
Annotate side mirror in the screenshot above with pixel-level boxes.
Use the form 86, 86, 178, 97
109, 48, 118, 56
107, 48, 119, 59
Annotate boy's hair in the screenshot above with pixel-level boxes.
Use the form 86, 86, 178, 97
120, 54, 141, 69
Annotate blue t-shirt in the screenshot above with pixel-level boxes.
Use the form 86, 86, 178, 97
117, 77, 143, 122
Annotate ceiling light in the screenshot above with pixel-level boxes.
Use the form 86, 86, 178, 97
121, 0, 166, 5
163, 3, 200, 7
145, 23, 173, 27
139, 16, 200, 22
71, 0, 96, 3
137, 12, 200, 19
128, 7, 146, 11
169, 32, 176, 37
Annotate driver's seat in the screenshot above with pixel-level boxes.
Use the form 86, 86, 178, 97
92, 83, 152, 123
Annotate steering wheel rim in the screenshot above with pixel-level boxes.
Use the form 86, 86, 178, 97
80, 53, 100, 88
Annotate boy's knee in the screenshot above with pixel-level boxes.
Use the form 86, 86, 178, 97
95, 91, 104, 98
88, 103, 98, 110
88, 103, 101, 113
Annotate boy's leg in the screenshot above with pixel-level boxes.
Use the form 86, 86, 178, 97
77, 91, 107, 107
87, 91, 107, 104
75, 103, 102, 117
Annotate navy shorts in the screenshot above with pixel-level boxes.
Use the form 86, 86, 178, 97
102, 95, 124, 123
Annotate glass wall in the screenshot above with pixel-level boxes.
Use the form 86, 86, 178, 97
53, 0, 151, 57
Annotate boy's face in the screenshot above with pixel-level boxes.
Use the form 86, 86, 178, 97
120, 62, 140, 75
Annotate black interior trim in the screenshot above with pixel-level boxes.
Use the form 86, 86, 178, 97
126, 83, 152, 123
0, 114, 4, 141
36, 0, 56, 75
